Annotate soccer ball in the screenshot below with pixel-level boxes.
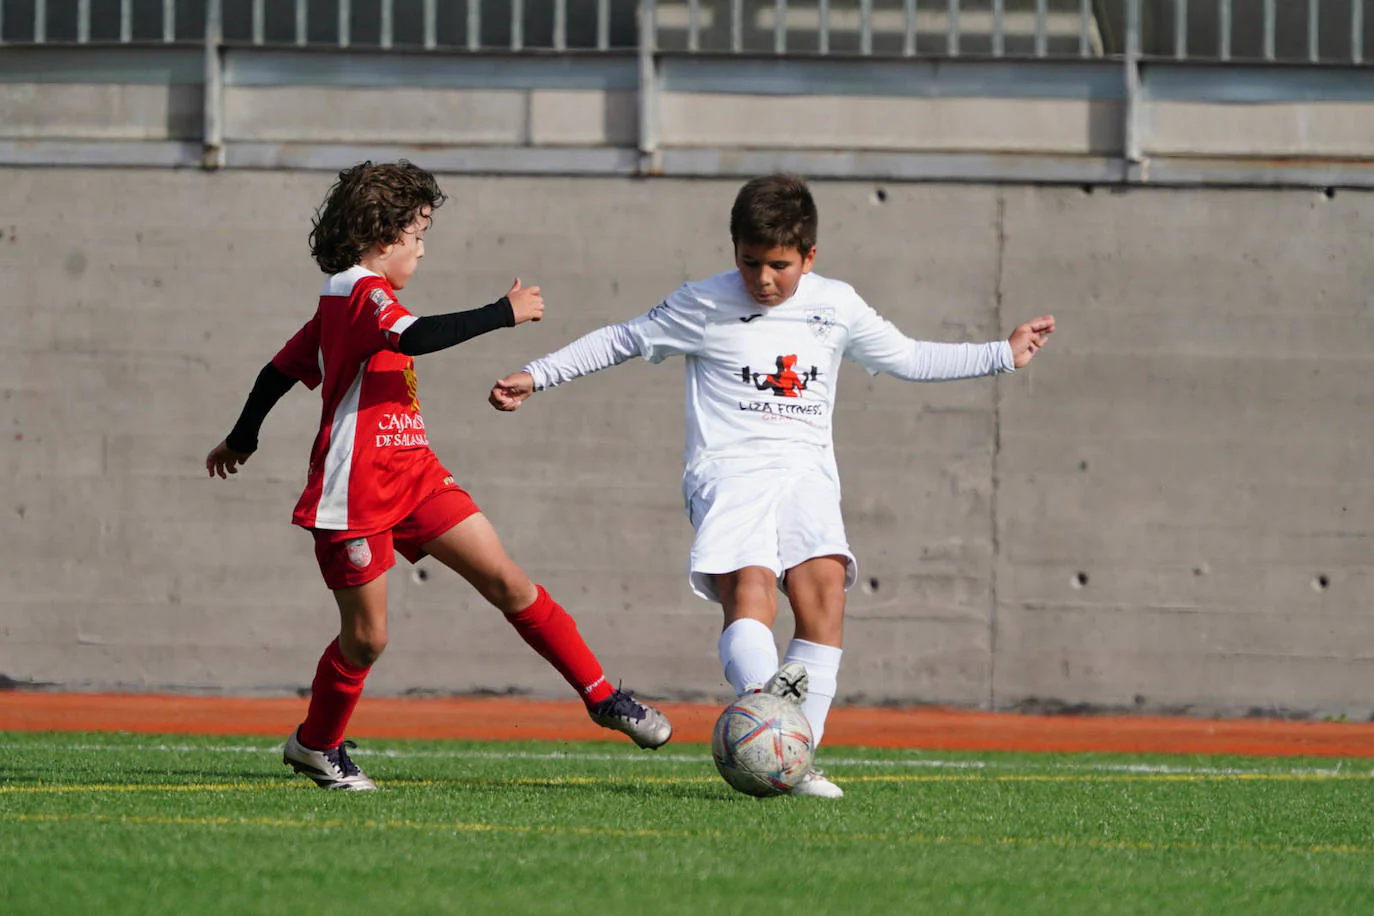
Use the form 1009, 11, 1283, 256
711, 691, 814, 797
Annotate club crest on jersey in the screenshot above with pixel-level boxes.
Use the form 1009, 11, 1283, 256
369, 288, 395, 315
344, 537, 373, 570
807, 307, 836, 340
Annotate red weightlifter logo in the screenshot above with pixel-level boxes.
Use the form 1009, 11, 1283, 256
739, 355, 818, 398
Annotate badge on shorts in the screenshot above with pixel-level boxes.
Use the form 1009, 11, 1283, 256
344, 537, 372, 569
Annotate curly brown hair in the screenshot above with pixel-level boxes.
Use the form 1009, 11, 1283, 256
309, 160, 448, 274
729, 173, 818, 254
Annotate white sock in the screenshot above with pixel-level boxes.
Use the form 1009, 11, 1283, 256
784, 638, 842, 748
718, 619, 778, 695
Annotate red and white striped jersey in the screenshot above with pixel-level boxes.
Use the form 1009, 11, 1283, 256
272, 265, 439, 532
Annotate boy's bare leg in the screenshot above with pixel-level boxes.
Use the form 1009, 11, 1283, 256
783, 555, 847, 648
715, 566, 783, 694
423, 513, 672, 748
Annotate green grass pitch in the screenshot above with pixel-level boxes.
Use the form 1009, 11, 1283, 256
2, 732, 1373, 915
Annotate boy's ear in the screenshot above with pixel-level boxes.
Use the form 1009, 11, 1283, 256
801, 246, 817, 273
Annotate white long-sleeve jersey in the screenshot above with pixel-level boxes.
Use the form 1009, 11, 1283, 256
524, 270, 1014, 500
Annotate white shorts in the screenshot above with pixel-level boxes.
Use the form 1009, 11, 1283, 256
686, 470, 858, 603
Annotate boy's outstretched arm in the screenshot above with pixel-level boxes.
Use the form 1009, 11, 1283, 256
1007, 315, 1055, 368
487, 320, 652, 412
206, 362, 298, 478
489, 290, 706, 412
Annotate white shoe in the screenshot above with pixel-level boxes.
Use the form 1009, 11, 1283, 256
283, 727, 377, 791
746, 661, 809, 705
588, 688, 674, 750
790, 767, 844, 799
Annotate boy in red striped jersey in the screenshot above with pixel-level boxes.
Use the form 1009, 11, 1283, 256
206, 161, 671, 790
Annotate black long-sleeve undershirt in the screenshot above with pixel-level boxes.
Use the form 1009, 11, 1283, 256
397, 297, 514, 356
222, 298, 514, 454
225, 362, 297, 454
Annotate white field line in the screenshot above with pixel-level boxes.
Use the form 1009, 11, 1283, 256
0, 741, 1370, 778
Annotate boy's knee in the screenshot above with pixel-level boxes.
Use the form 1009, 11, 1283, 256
486, 569, 537, 614
341, 633, 388, 668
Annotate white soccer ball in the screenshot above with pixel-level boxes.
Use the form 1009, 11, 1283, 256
711, 691, 814, 797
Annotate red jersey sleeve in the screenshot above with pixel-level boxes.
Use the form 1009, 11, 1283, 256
271, 315, 324, 390
354, 279, 417, 353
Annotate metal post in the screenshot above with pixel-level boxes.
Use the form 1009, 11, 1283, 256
204, 0, 226, 170
296, 0, 307, 47
1035, 0, 1047, 58
1354, 0, 1364, 64
1080, 0, 1091, 57
382, 0, 394, 49
906, 0, 918, 57
1219, 0, 1231, 61
1175, 0, 1187, 59
1124, 0, 1142, 170
993, 0, 1004, 58
423, 0, 436, 49
511, 0, 523, 50
78, 0, 90, 43
820, 0, 831, 54
469, 0, 481, 50
1263, 0, 1275, 60
1309, 0, 1319, 62
774, 0, 785, 53
731, 0, 742, 52
638, 0, 660, 173
34, 0, 46, 42
339, 0, 351, 48
120, 0, 131, 42
598, 0, 609, 50
164, 0, 175, 42
555, 0, 566, 51
688, 0, 700, 51
946, 0, 959, 57
253, 0, 265, 46
860, 0, 873, 55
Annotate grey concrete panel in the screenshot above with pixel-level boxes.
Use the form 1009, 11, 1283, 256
1147, 100, 1374, 158
224, 86, 529, 144
659, 93, 1123, 155
993, 184, 1374, 717
3, 168, 1372, 721
0, 82, 202, 140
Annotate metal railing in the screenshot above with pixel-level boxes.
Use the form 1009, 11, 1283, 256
0, 1, 1369, 64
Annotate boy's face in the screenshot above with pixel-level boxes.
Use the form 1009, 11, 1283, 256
734, 240, 816, 307
374, 207, 431, 290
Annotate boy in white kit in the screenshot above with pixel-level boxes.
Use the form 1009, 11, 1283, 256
490, 174, 1054, 797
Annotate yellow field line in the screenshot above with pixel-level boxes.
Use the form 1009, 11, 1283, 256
4, 810, 1370, 857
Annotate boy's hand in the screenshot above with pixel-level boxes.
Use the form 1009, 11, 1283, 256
506, 278, 544, 325
1008, 315, 1055, 368
489, 372, 536, 411
205, 439, 252, 478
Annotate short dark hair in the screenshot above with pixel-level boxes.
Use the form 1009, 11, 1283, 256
309, 160, 447, 274
729, 173, 817, 254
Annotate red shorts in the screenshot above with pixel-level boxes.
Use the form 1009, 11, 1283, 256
312, 486, 481, 589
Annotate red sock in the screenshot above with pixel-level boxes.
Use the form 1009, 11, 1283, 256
506, 585, 614, 708
298, 638, 370, 750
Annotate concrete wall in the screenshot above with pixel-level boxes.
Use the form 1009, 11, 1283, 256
2, 168, 1370, 718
